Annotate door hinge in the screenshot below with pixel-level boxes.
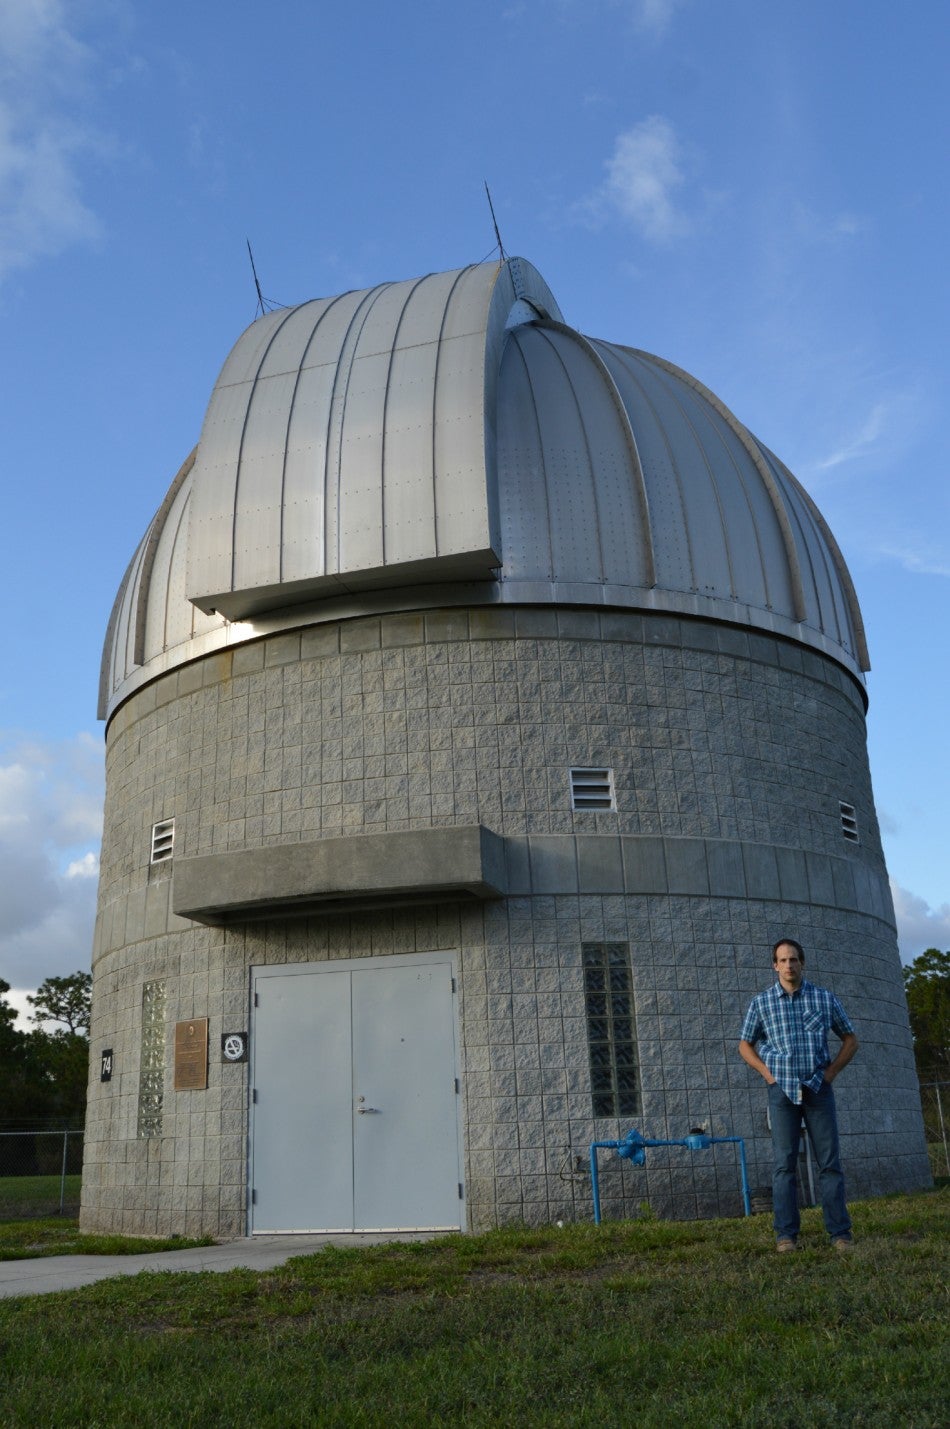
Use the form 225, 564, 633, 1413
251, 1189, 257, 1204
458, 1183, 464, 1200
454, 1078, 460, 1094
451, 977, 457, 993
252, 1088, 258, 1103
254, 991, 259, 1007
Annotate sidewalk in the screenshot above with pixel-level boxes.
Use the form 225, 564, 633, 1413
0, 1232, 432, 1299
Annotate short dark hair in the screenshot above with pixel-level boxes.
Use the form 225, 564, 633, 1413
772, 938, 805, 963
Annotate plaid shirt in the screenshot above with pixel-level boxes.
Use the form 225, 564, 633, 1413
740, 978, 855, 1104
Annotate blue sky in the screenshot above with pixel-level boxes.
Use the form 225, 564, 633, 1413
1, 0, 948, 1022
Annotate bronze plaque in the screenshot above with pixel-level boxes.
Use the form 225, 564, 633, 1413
174, 1018, 209, 1090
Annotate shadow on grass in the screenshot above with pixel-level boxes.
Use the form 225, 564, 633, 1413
0, 1218, 215, 1260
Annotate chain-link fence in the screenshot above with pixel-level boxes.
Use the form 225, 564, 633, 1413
919, 1083, 950, 1179
0, 1130, 84, 1219
0, 1085, 944, 1224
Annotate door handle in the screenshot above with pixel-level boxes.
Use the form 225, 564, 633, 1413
356, 1106, 380, 1114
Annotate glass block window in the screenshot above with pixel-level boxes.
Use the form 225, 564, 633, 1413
582, 942, 639, 1117
137, 979, 167, 1139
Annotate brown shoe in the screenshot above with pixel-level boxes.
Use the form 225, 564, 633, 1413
832, 1237, 854, 1253
776, 1238, 799, 1253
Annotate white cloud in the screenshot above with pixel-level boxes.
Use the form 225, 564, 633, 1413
891, 882, 950, 964
2, 985, 35, 1030
0, 1, 89, 72
801, 380, 930, 495
830, 213, 863, 238
628, 0, 685, 39
797, 377, 947, 579
874, 543, 950, 580
792, 202, 867, 245
67, 851, 99, 879
581, 116, 690, 242
0, 0, 106, 281
515, 0, 686, 37
814, 400, 890, 473
0, 732, 103, 995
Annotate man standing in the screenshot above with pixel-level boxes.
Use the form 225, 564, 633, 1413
739, 938, 859, 1252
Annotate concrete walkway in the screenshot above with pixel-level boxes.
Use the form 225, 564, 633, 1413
0, 1232, 431, 1299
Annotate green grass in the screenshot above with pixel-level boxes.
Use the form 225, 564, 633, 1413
0, 1218, 215, 1260
0, 1189, 946, 1427
0, 1172, 81, 1216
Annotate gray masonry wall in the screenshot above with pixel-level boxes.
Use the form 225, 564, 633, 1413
81, 608, 930, 1237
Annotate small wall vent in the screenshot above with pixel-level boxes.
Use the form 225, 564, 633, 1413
570, 768, 615, 811
151, 818, 175, 864
839, 802, 859, 843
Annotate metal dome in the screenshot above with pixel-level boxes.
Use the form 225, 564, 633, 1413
99, 257, 868, 719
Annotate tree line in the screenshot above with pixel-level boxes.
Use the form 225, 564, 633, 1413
903, 948, 949, 1084
0, 972, 91, 1134
0, 951, 946, 1133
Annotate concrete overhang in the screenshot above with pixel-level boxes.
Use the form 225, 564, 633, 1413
172, 825, 507, 925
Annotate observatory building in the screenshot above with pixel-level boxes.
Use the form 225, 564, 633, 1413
82, 258, 929, 1237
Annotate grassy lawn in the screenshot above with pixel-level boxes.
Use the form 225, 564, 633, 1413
0, 1190, 946, 1427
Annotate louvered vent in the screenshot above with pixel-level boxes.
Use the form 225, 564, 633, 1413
839, 802, 859, 843
150, 818, 175, 864
570, 768, 615, 811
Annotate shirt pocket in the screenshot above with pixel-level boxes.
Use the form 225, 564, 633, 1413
802, 1009, 826, 1035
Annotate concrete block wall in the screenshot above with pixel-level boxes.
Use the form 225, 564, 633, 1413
82, 608, 930, 1237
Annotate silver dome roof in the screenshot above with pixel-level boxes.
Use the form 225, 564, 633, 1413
100, 258, 868, 719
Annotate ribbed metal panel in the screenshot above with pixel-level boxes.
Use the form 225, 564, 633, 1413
758, 445, 834, 635
605, 349, 700, 596
184, 262, 563, 618
280, 301, 351, 586
342, 279, 418, 573
110, 545, 142, 694
152, 481, 220, 657
495, 326, 656, 591
99, 256, 869, 721
382, 275, 446, 567
491, 331, 854, 653
97, 538, 145, 719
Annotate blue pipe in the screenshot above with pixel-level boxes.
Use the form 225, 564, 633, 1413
588, 1128, 752, 1224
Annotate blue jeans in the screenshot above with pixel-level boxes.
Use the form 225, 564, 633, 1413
768, 1080, 851, 1241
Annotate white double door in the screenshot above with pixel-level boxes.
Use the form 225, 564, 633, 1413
250, 954, 462, 1233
